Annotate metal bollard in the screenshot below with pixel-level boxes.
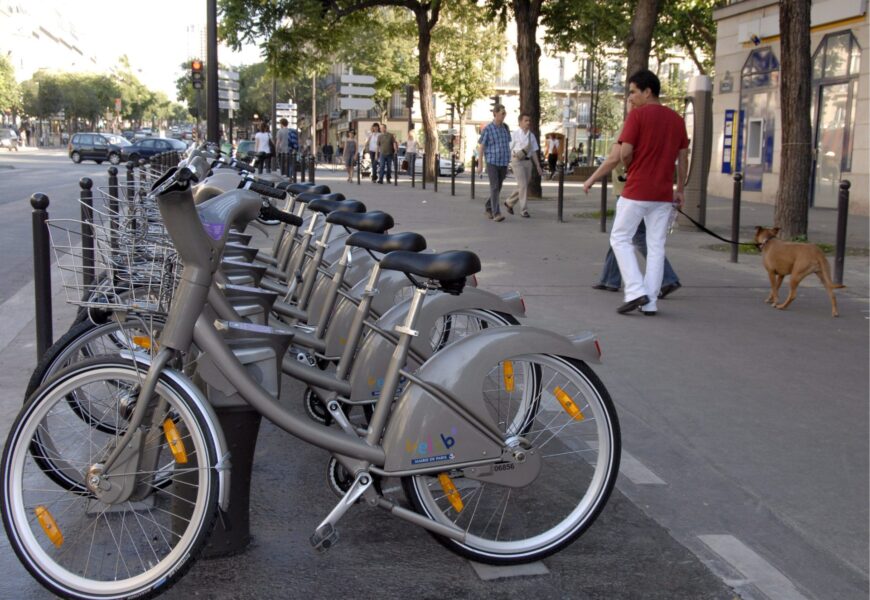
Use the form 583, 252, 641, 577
422, 159, 426, 190
31, 193, 52, 359
470, 156, 475, 199
731, 173, 743, 263
599, 176, 608, 233
834, 180, 851, 285
79, 178, 95, 288
451, 154, 456, 196
411, 157, 416, 188
356, 153, 361, 185
394, 153, 399, 187
309, 155, 316, 184
138, 158, 147, 191
126, 161, 135, 201
434, 154, 439, 192
107, 166, 119, 250
557, 163, 565, 222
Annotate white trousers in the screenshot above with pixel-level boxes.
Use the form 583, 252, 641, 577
609, 197, 673, 312
506, 158, 532, 212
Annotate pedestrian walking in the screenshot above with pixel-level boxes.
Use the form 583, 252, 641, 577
610, 69, 689, 316
476, 103, 511, 222
323, 142, 334, 169
364, 123, 381, 182
343, 131, 357, 182
377, 125, 398, 184
584, 125, 681, 297
276, 118, 289, 176
504, 113, 543, 218
254, 122, 273, 174
288, 126, 299, 181
546, 133, 560, 179
404, 130, 419, 175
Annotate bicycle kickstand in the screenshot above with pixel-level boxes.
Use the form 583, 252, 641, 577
310, 471, 373, 553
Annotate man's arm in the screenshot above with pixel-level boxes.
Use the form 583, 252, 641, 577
619, 142, 634, 169
674, 147, 688, 206
583, 142, 621, 193
477, 143, 485, 172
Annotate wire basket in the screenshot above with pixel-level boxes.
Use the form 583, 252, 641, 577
48, 191, 179, 314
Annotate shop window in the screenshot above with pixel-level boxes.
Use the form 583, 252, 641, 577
746, 118, 763, 165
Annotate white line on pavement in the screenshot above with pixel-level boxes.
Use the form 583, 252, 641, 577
469, 560, 550, 580
698, 534, 809, 600
586, 441, 666, 485
0, 268, 65, 354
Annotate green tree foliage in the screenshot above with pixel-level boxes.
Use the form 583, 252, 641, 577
20, 70, 118, 129
0, 55, 19, 116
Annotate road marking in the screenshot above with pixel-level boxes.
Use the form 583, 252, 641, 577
586, 441, 666, 485
698, 534, 809, 600
469, 560, 549, 580
0, 267, 66, 354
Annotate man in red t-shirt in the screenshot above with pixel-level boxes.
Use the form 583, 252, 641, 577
611, 69, 689, 316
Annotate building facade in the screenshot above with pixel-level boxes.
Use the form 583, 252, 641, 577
710, 0, 868, 214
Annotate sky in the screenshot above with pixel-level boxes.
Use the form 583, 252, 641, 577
42, 0, 263, 98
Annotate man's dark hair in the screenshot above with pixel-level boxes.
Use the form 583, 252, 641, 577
519, 112, 530, 120
628, 69, 661, 97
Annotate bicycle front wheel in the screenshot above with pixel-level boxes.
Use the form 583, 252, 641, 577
3, 358, 219, 600
402, 354, 620, 564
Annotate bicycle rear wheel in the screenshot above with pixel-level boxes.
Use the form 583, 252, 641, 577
402, 354, 620, 565
3, 358, 219, 600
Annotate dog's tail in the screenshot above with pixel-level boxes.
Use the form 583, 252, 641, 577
818, 255, 846, 289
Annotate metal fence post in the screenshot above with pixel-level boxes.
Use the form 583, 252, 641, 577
31, 193, 52, 359
79, 177, 95, 288
434, 153, 439, 193
356, 152, 361, 185
138, 158, 147, 191
422, 159, 426, 190
394, 153, 399, 187
126, 161, 135, 201
834, 179, 851, 285
557, 162, 565, 222
731, 172, 743, 263
309, 155, 316, 184
599, 176, 608, 233
411, 156, 416, 188
470, 156, 475, 199
451, 153, 456, 196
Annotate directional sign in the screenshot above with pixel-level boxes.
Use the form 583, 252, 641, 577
217, 69, 240, 81
219, 100, 240, 111
275, 102, 296, 110
218, 80, 240, 91
341, 74, 376, 85
219, 89, 239, 100
341, 97, 375, 111
340, 85, 375, 97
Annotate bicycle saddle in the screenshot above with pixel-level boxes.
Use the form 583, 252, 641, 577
380, 250, 481, 292
345, 231, 426, 254
307, 198, 366, 215
287, 183, 330, 195
296, 191, 346, 204
326, 210, 394, 233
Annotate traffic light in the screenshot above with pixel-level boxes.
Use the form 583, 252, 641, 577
191, 60, 203, 90
490, 95, 501, 112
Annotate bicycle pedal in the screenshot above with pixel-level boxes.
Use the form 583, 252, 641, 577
309, 523, 339, 553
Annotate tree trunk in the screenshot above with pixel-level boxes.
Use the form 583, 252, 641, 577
775, 0, 812, 238
415, 8, 439, 183
458, 110, 466, 162
625, 0, 660, 85
513, 0, 542, 197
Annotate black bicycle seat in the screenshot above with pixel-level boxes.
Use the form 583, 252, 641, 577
380, 250, 480, 285
307, 198, 366, 215
287, 183, 330, 195
326, 210, 394, 233
296, 191, 346, 204
345, 231, 427, 254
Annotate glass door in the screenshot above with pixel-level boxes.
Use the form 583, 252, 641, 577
813, 83, 849, 208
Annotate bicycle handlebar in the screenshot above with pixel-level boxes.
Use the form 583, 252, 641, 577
259, 203, 303, 226
243, 180, 286, 200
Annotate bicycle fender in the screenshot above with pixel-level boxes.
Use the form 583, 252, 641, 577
380, 326, 602, 471
120, 352, 231, 512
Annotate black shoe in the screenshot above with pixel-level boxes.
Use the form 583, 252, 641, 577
504, 202, 514, 215
592, 284, 620, 292
617, 295, 650, 314
485, 209, 493, 219
658, 282, 682, 299
642, 310, 657, 316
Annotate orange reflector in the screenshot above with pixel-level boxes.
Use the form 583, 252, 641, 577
163, 419, 188, 464
132, 335, 154, 350
502, 360, 515, 392
554, 386, 585, 421
437, 473, 464, 513
35, 505, 63, 548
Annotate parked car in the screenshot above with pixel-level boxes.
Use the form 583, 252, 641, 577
121, 137, 187, 163
0, 128, 19, 151
397, 144, 464, 176
68, 132, 130, 165
121, 129, 135, 141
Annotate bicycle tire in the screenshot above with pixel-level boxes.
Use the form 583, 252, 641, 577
3, 357, 219, 600
402, 355, 620, 565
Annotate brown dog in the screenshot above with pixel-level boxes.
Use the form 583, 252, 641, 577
754, 226, 845, 317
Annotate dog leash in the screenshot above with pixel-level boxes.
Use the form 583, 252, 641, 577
676, 208, 757, 247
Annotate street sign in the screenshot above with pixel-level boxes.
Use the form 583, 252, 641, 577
340, 97, 375, 111
340, 74, 376, 85
340, 85, 375, 97
275, 102, 297, 110
219, 89, 239, 100
217, 69, 240, 81
219, 100, 240, 111
218, 80, 240, 91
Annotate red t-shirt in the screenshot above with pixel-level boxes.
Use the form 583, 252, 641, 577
618, 104, 689, 202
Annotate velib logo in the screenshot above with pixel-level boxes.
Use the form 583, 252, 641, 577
405, 427, 457, 456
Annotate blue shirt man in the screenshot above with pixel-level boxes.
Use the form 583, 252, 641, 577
477, 104, 511, 221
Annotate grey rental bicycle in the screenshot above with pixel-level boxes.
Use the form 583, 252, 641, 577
2, 166, 620, 600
